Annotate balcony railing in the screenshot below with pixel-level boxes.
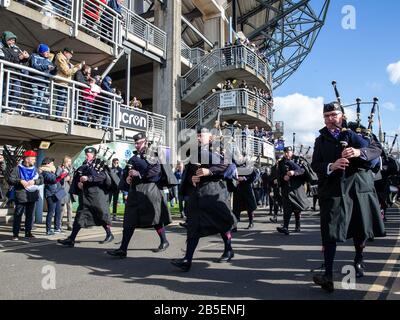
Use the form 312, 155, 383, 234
180, 89, 273, 131
122, 6, 167, 58
181, 45, 272, 98
11, 0, 167, 58
0, 60, 165, 141
181, 41, 207, 66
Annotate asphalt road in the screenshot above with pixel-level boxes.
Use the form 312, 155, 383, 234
0, 205, 399, 300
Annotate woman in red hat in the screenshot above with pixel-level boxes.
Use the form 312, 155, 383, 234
8, 150, 44, 240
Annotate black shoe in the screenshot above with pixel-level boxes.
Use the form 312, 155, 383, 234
101, 233, 114, 244
57, 238, 75, 247
106, 249, 127, 258
354, 262, 365, 278
247, 223, 254, 229
179, 222, 188, 229
294, 227, 301, 233
171, 258, 191, 272
277, 226, 290, 235
269, 217, 278, 224
311, 207, 316, 211
313, 274, 334, 293
231, 227, 238, 233
153, 241, 169, 253
25, 233, 36, 239
217, 250, 234, 263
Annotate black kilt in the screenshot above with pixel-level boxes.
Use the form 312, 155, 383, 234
186, 180, 236, 238
232, 183, 257, 216
123, 182, 172, 228
74, 187, 111, 228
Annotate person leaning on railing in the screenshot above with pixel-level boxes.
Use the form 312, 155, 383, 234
54, 47, 83, 119
83, 0, 107, 38
29, 44, 55, 117
0, 31, 30, 114
101, 0, 125, 43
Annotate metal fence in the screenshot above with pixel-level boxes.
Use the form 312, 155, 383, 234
180, 89, 273, 131
15, 0, 167, 58
0, 60, 164, 141
121, 6, 166, 57
181, 45, 272, 97
181, 41, 207, 66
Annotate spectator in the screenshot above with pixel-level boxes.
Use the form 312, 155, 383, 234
40, 157, 67, 235
74, 64, 91, 85
129, 96, 142, 109
58, 156, 74, 231
0, 153, 5, 200
174, 162, 185, 219
239, 80, 248, 89
83, 0, 107, 38
29, 43, 55, 117
83, 77, 102, 126
100, 75, 114, 127
8, 150, 44, 241
102, 0, 124, 42
109, 158, 123, 221
0, 31, 30, 113
223, 42, 232, 66
54, 47, 82, 119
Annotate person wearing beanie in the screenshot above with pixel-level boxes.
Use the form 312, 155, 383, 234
29, 43, 55, 116
8, 150, 44, 241
0, 31, 30, 113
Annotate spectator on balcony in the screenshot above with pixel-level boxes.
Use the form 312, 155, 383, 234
83, 77, 102, 126
54, 48, 83, 119
74, 64, 92, 86
29, 44, 55, 117
129, 96, 142, 109
100, 76, 114, 127
101, 0, 124, 43
83, 0, 107, 39
239, 80, 248, 89
0, 31, 30, 114
223, 80, 234, 91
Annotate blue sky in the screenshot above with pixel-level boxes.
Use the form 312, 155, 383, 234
274, 0, 400, 148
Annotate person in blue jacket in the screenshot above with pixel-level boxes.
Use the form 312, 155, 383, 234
29, 44, 55, 115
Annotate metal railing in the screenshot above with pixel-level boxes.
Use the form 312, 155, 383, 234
0, 60, 166, 141
13, 0, 167, 58
180, 89, 273, 131
180, 45, 272, 97
121, 5, 166, 57
181, 41, 207, 66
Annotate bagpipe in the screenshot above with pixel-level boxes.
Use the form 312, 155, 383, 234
331, 81, 381, 171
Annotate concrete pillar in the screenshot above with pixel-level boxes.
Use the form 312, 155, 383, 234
203, 14, 225, 48
153, 0, 181, 165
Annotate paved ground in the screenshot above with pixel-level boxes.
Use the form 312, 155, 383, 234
0, 204, 399, 300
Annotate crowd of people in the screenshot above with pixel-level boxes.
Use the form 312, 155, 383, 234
0, 30, 124, 127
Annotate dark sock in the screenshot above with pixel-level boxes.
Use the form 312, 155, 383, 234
221, 232, 233, 252
295, 211, 301, 228
154, 225, 167, 244
103, 224, 112, 236
354, 238, 366, 263
120, 227, 135, 252
248, 212, 254, 224
184, 237, 199, 262
323, 242, 337, 278
69, 225, 81, 241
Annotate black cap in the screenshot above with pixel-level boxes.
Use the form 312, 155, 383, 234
84, 147, 97, 154
196, 125, 209, 134
41, 157, 55, 165
283, 146, 293, 152
132, 132, 146, 141
63, 47, 74, 54
323, 102, 341, 113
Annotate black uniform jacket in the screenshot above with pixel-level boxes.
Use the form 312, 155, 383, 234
311, 127, 386, 243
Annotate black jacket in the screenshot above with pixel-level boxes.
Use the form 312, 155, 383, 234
8, 165, 44, 203
311, 127, 385, 242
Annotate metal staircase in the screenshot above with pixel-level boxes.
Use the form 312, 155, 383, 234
180, 45, 272, 105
